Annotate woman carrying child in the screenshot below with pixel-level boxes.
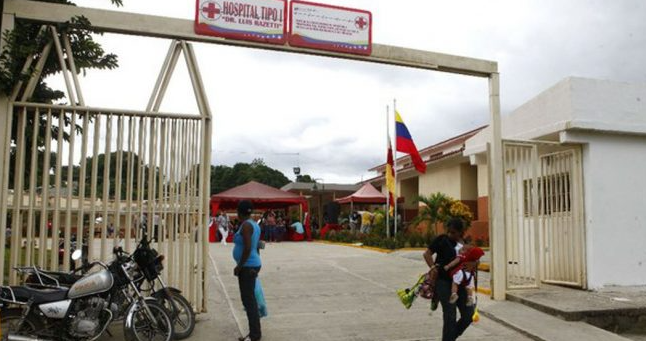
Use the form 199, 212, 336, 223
423, 218, 474, 341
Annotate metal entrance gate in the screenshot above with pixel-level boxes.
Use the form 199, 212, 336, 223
0, 27, 211, 311
539, 150, 586, 288
503, 142, 586, 290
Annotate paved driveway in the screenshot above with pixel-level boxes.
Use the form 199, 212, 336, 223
200, 242, 531, 341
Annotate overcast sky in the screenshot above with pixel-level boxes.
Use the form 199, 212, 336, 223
53, 0, 646, 184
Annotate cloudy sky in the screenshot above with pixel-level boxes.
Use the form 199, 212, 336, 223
54, 0, 646, 184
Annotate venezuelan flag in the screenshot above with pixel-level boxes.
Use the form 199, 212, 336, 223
395, 111, 427, 174
386, 137, 396, 216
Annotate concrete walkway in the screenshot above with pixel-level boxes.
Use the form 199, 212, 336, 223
205, 242, 531, 341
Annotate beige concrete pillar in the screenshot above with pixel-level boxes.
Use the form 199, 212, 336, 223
0, 12, 15, 282
488, 72, 506, 300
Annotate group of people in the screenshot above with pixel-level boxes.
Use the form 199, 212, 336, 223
215, 209, 305, 246
347, 209, 401, 234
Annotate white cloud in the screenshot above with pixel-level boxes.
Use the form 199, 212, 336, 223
45, 0, 646, 184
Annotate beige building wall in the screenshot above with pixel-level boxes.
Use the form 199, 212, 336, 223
460, 164, 478, 201
476, 163, 489, 197
399, 177, 419, 209
418, 164, 462, 199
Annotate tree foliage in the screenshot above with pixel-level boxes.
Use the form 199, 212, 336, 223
410, 192, 474, 233
2, 0, 122, 193
211, 159, 290, 194
61, 151, 156, 199
296, 174, 315, 183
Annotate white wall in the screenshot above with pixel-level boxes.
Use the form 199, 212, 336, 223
465, 77, 646, 156
563, 131, 646, 289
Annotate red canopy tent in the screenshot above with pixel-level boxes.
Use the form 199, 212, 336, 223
320, 183, 403, 238
210, 181, 311, 241
336, 183, 390, 205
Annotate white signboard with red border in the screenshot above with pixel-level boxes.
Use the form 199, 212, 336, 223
195, 0, 288, 45
289, 1, 372, 56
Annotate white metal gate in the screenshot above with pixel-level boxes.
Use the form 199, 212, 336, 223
503, 142, 586, 289
540, 150, 586, 288
504, 143, 540, 289
0, 26, 211, 311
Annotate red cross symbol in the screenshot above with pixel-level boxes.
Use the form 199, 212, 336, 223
355, 16, 368, 30
202, 1, 221, 19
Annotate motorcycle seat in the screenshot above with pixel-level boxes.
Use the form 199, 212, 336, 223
9, 286, 68, 304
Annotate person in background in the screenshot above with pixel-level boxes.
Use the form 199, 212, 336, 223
360, 210, 373, 234
108, 223, 115, 238
216, 211, 230, 246
266, 211, 277, 242
275, 217, 286, 242
233, 200, 262, 341
6, 225, 11, 248
311, 217, 319, 232
290, 220, 305, 235
349, 211, 360, 233
152, 214, 161, 242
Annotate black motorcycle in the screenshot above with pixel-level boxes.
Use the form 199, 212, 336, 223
0, 248, 174, 341
16, 225, 196, 340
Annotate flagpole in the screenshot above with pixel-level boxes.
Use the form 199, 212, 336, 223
385, 105, 390, 239
393, 98, 398, 237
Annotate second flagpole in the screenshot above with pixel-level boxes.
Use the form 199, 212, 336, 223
393, 98, 398, 237
385, 105, 390, 239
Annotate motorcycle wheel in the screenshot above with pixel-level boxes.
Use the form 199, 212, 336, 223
1, 308, 40, 340
159, 292, 196, 340
123, 300, 174, 341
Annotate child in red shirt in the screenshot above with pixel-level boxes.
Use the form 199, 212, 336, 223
443, 246, 485, 306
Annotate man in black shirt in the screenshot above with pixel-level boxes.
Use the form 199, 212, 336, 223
423, 218, 473, 341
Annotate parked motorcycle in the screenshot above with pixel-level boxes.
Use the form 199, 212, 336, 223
131, 226, 196, 340
16, 225, 196, 340
0, 249, 174, 341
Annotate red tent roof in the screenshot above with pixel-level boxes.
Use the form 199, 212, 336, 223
211, 181, 307, 210
336, 183, 389, 204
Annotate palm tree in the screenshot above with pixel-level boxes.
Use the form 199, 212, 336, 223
409, 192, 451, 233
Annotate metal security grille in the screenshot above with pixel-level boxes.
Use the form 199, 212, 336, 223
503, 142, 586, 290
0, 103, 209, 311
503, 142, 540, 289
0, 25, 211, 311
540, 150, 586, 288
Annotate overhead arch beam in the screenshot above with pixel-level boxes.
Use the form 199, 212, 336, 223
4, 0, 497, 77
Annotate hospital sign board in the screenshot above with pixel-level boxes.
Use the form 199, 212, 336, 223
195, 0, 288, 45
289, 1, 372, 56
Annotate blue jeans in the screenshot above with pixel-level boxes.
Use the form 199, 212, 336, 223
436, 278, 474, 341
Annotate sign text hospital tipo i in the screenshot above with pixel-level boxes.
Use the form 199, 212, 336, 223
195, 0, 372, 56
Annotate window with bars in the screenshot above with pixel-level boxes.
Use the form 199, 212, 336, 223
524, 172, 571, 216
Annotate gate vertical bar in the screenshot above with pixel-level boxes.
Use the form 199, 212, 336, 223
38, 111, 52, 268
88, 115, 102, 261
76, 110, 90, 262
10, 107, 27, 284
125, 117, 135, 252
100, 115, 113, 261
531, 145, 541, 287
114, 115, 124, 250
25, 109, 41, 266
0, 13, 16, 283
50, 110, 65, 269
63, 111, 77, 271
